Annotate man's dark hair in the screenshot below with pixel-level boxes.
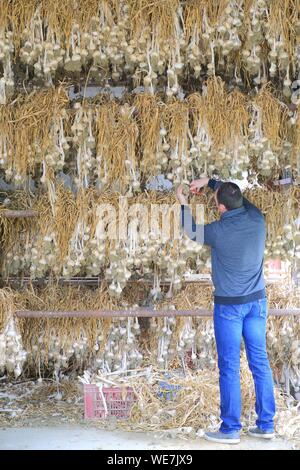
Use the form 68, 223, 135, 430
216, 182, 243, 210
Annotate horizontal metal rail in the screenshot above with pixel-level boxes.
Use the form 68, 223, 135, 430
0, 210, 39, 218
5, 276, 289, 287
15, 308, 300, 318
6, 277, 212, 287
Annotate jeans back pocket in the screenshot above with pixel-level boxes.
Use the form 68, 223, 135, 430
258, 298, 268, 318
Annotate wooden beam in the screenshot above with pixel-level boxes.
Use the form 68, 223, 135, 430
15, 308, 300, 318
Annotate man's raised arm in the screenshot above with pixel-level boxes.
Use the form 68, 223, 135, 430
176, 182, 217, 247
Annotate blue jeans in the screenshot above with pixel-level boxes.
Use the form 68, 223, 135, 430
213, 298, 276, 434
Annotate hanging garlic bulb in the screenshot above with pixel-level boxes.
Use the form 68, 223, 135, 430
63, 219, 91, 278
0, 318, 27, 378
264, 217, 300, 263
0, 29, 14, 101
85, 207, 107, 277
43, 116, 68, 173
229, 141, 250, 179
267, 315, 300, 400
194, 318, 216, 369
156, 316, 176, 368
25, 320, 111, 375
106, 244, 132, 297
0, 129, 9, 169
283, 66, 292, 98
71, 103, 96, 189
100, 316, 142, 372
29, 231, 61, 279
248, 105, 278, 177
177, 317, 196, 360
291, 82, 300, 107
0, 0, 299, 89
257, 147, 277, 175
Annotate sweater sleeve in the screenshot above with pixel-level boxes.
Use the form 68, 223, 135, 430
208, 178, 223, 192
180, 205, 217, 247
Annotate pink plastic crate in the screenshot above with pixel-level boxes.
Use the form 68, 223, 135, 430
84, 384, 136, 420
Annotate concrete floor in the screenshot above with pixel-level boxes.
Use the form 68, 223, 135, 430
0, 426, 296, 450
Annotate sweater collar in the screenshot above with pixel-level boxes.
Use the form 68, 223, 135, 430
221, 206, 246, 219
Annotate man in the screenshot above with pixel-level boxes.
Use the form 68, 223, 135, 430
176, 177, 276, 445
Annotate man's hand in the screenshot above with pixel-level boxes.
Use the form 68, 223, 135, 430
176, 184, 189, 205
189, 177, 209, 194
